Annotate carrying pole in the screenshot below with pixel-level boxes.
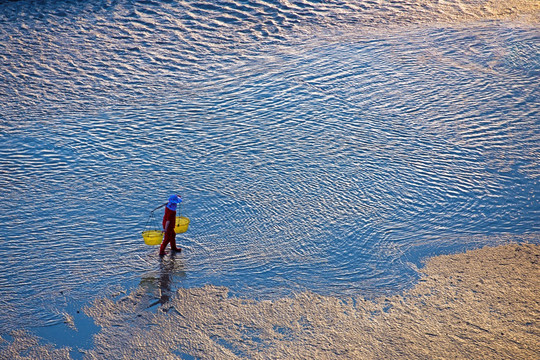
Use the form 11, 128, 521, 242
151, 202, 168, 213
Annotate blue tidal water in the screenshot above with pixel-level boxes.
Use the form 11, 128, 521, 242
0, 0, 539, 354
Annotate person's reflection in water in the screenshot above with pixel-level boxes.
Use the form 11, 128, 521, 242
145, 253, 186, 309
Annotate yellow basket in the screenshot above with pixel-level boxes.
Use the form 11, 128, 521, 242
142, 230, 163, 246
175, 216, 190, 234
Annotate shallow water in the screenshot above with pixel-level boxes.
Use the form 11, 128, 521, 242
0, 0, 539, 350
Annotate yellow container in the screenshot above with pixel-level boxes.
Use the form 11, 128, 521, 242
142, 230, 163, 246
175, 216, 190, 234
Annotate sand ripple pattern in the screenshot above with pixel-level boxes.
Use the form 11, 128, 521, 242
0, 0, 538, 332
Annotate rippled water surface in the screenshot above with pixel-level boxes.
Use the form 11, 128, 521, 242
0, 0, 539, 343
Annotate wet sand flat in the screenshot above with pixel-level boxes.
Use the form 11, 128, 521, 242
1, 243, 538, 359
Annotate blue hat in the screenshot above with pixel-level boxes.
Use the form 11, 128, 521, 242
168, 194, 181, 204
166, 194, 181, 211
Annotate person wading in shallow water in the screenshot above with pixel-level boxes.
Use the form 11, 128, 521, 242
160, 194, 182, 256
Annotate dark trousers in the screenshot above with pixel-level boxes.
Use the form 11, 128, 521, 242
159, 231, 178, 254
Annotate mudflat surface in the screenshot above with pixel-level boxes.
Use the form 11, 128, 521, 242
4, 243, 538, 359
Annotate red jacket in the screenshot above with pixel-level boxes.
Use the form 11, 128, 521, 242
162, 207, 176, 233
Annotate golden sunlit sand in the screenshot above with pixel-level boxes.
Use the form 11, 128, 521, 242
3, 243, 537, 359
